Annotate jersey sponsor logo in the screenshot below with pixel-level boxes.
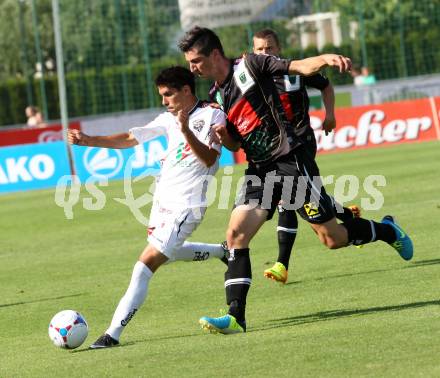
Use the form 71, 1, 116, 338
228, 98, 261, 135
304, 202, 320, 218
284, 75, 301, 92
83, 147, 124, 178
175, 141, 191, 162
233, 60, 255, 95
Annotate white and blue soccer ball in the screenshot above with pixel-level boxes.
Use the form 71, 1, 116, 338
48, 310, 88, 349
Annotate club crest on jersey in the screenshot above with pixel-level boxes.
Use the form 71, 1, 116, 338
192, 119, 205, 133
233, 60, 255, 94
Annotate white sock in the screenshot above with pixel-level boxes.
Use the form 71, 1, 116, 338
170, 242, 225, 262
106, 261, 153, 341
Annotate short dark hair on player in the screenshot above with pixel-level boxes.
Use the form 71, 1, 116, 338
155, 66, 195, 94
178, 26, 225, 57
253, 28, 281, 48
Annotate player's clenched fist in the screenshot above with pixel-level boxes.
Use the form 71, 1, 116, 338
322, 116, 336, 136
211, 124, 241, 151
177, 110, 190, 134
68, 129, 90, 146
212, 124, 228, 144
322, 54, 352, 73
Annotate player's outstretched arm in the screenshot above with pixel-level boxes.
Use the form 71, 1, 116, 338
289, 54, 352, 76
67, 129, 138, 149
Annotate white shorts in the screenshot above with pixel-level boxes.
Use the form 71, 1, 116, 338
147, 200, 206, 259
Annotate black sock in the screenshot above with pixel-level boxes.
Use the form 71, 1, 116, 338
225, 248, 251, 324
335, 206, 356, 222
224, 270, 232, 306
373, 222, 396, 244
342, 218, 396, 245
277, 207, 298, 269
228, 300, 246, 329
330, 196, 356, 222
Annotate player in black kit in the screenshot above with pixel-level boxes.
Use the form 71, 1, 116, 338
252, 28, 361, 284
179, 26, 414, 335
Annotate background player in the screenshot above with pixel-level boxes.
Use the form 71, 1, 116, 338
252, 28, 361, 284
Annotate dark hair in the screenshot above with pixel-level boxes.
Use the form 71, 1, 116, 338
155, 66, 195, 94
253, 28, 280, 48
178, 26, 224, 57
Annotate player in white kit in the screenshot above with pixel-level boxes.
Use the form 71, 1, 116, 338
68, 66, 227, 348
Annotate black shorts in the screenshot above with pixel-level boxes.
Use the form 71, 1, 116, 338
237, 145, 335, 223
301, 127, 317, 158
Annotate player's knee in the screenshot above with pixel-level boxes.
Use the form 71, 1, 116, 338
226, 226, 247, 246
139, 245, 168, 272
226, 227, 240, 242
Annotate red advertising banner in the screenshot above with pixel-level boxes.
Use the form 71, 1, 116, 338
311, 97, 439, 154
233, 97, 440, 163
0, 122, 81, 147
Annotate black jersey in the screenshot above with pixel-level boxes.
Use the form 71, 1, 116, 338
209, 53, 300, 165
274, 73, 329, 137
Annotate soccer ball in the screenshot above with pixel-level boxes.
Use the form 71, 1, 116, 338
48, 310, 88, 349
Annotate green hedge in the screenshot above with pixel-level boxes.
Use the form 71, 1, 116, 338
0, 55, 215, 126
2, 36, 440, 126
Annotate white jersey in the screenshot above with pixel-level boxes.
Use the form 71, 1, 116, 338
129, 101, 226, 208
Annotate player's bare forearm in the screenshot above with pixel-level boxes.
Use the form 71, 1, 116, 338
289, 57, 325, 76
181, 128, 219, 167
67, 130, 138, 149
321, 84, 336, 135
88, 133, 138, 148
322, 84, 335, 119
289, 54, 352, 76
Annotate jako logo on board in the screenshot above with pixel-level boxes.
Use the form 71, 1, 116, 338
0, 154, 55, 184
83, 147, 124, 178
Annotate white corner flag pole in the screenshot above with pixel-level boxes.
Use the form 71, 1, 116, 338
52, 0, 76, 174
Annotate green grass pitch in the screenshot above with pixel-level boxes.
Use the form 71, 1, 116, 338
1, 141, 439, 377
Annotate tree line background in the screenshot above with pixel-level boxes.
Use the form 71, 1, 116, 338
0, 0, 439, 126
